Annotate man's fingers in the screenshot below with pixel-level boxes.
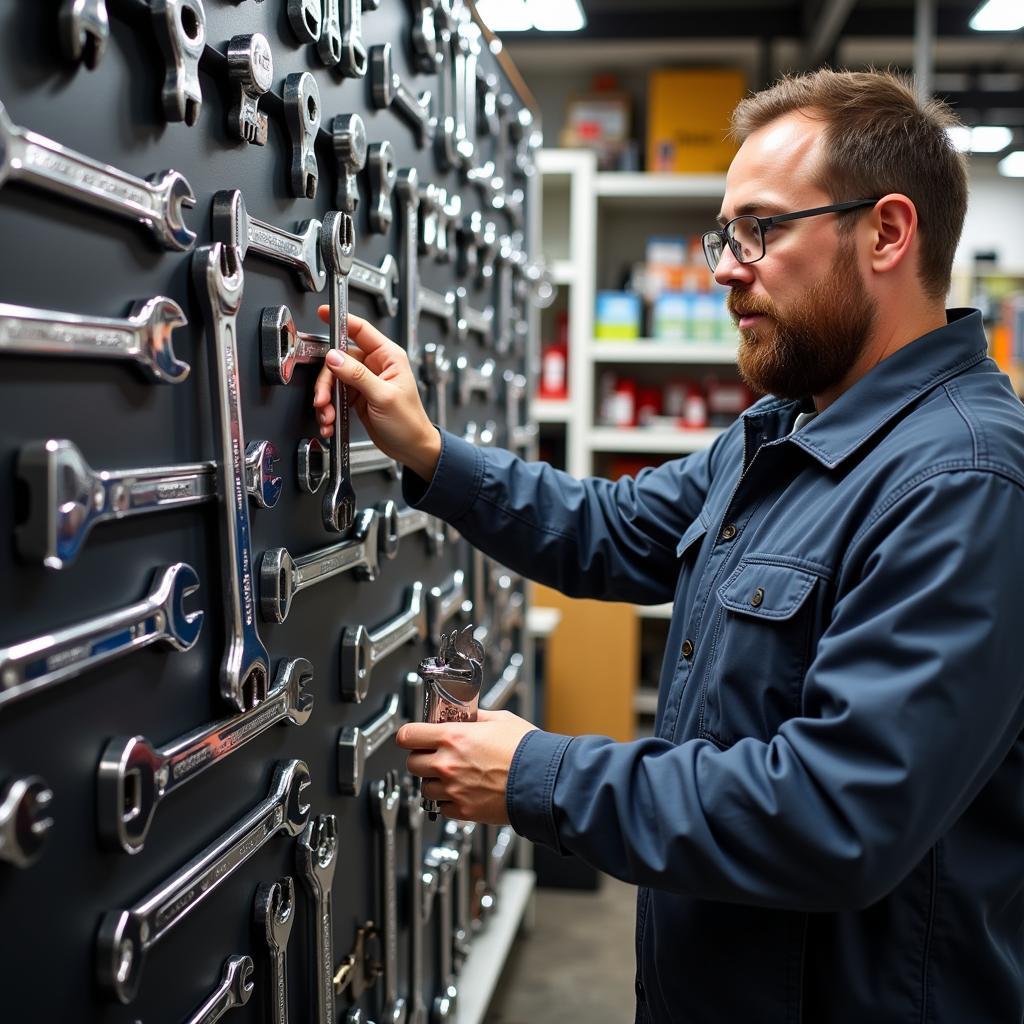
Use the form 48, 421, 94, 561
397, 723, 447, 749
348, 314, 399, 355
322, 349, 389, 406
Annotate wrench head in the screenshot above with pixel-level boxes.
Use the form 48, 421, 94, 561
297, 812, 338, 889
376, 499, 400, 560
375, 254, 401, 318
154, 561, 204, 652
191, 243, 244, 319
254, 876, 295, 950
284, 72, 321, 199
332, 113, 368, 212
295, 219, 329, 293
0, 775, 53, 869
246, 439, 284, 510
260, 304, 297, 385
60, 0, 110, 69
227, 33, 274, 97
125, 296, 190, 383
96, 733, 162, 855
211, 189, 251, 261
96, 909, 146, 1004
297, 436, 329, 493
223, 954, 256, 1007
288, 0, 322, 44
367, 141, 397, 235
259, 547, 297, 624
152, 0, 206, 126
321, 210, 356, 278
276, 759, 313, 837
370, 44, 394, 108
354, 507, 382, 581
339, 624, 372, 703
277, 656, 315, 727
372, 770, 401, 830
336, 722, 368, 796
142, 169, 197, 252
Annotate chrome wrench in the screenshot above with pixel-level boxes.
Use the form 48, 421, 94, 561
397, 168, 421, 368
297, 813, 338, 1024
367, 140, 397, 235
339, 0, 369, 77
193, 242, 271, 713
371, 44, 435, 148
504, 369, 536, 451
254, 877, 295, 1024
436, 189, 460, 265
454, 355, 495, 405
0, 563, 202, 713
183, 955, 254, 1024
298, 438, 400, 494
98, 658, 314, 855
59, 0, 109, 69
432, 1, 459, 171
418, 183, 441, 258
428, 570, 471, 645
0, 295, 189, 384
332, 113, 367, 212
418, 285, 457, 334
260, 305, 329, 385
227, 33, 273, 146
420, 342, 451, 432
373, 771, 407, 1024
287, 0, 321, 43
0, 100, 196, 251
351, 253, 400, 317
423, 843, 459, 1020
318, 0, 342, 67
151, 0, 206, 126
0, 776, 54, 869
409, 0, 440, 73
283, 72, 321, 199
395, 505, 444, 556
96, 760, 311, 1004
403, 774, 428, 1024
480, 825, 517, 919
337, 691, 406, 796
444, 820, 475, 971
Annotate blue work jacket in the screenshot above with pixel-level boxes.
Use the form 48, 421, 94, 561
405, 309, 1024, 1023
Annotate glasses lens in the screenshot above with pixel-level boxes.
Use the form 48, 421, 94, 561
702, 232, 724, 270
726, 216, 764, 264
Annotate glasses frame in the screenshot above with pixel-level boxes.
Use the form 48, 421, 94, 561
702, 198, 880, 271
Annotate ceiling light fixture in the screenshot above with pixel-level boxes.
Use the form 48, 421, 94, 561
997, 151, 1024, 176
474, 0, 533, 31
946, 125, 1014, 153
475, 0, 587, 32
969, 0, 1024, 31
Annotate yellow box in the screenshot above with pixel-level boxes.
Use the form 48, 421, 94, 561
647, 69, 746, 173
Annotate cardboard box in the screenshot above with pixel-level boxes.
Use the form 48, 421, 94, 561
595, 291, 643, 340
647, 69, 746, 173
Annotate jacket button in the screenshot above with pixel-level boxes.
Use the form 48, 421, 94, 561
721, 523, 737, 541
681, 639, 694, 659
751, 587, 764, 607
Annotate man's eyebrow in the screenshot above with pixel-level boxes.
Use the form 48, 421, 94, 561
716, 200, 787, 226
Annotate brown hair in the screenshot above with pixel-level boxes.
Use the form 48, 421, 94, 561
731, 68, 968, 299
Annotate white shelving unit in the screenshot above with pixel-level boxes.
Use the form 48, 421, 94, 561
591, 340, 739, 364
589, 427, 725, 454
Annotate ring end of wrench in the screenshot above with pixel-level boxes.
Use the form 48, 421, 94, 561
96, 909, 144, 1005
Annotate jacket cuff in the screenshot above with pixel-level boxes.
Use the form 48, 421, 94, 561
401, 428, 483, 523
507, 729, 573, 853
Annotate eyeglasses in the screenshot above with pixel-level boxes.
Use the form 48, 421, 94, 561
701, 199, 880, 272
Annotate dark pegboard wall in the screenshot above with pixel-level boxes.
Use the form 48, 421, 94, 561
0, 0, 537, 1020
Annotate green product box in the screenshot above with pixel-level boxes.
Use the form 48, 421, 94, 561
595, 291, 643, 340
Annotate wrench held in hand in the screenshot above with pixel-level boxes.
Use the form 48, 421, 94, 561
254, 877, 295, 1024
59, 0, 109, 69
183, 955, 254, 1024
0, 775, 54, 869
297, 813, 338, 1024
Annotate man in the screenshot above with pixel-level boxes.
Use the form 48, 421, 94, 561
313, 69, 1024, 1023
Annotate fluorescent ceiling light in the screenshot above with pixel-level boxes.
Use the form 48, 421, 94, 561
946, 125, 1014, 153
997, 151, 1024, 176
969, 0, 1024, 31
476, 0, 587, 32
947, 125, 972, 151
475, 0, 533, 31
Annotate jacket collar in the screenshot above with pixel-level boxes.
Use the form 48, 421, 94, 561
742, 308, 990, 469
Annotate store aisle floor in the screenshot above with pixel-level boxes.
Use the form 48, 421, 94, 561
485, 874, 638, 1023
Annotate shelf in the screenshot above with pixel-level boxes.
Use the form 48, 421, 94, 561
588, 426, 725, 454
590, 340, 738, 363
532, 398, 573, 423
637, 603, 674, 620
595, 172, 727, 206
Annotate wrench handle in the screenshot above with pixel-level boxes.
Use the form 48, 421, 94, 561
246, 217, 307, 265
368, 584, 425, 665
99, 463, 215, 516
324, 264, 355, 533
293, 536, 370, 592
0, 304, 141, 361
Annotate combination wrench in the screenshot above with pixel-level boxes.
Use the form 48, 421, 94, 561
351, 253, 400, 317
444, 820, 475, 971
340, 0, 371, 77
0, 563, 202, 714
454, 355, 495, 405
504, 369, 536, 452
432, 1, 459, 171
317, 0, 342, 67
423, 843, 459, 1021
287, 0, 321, 44
260, 504, 396, 624
227, 33, 273, 146
341, 582, 427, 703
96, 759, 311, 1004
15, 437, 280, 570
419, 342, 451, 434
403, 775, 428, 1024
298, 813, 338, 1024
152, 0, 206, 126
373, 771, 407, 1024
397, 168, 422, 371
183, 955, 254, 1023
395, 505, 444, 556
0, 295, 189, 384
338, 688, 411, 796
332, 113, 366, 213
254, 877, 295, 1024
192, 243, 271, 713
451, 9, 478, 169
284, 72, 321, 199
98, 657, 314, 855
371, 43, 435, 149
0, 775, 54, 869
260, 304, 329, 385
212, 189, 325, 293
298, 438, 400, 495
59, 0, 109, 69
0, 99, 196, 251
367, 140, 397, 235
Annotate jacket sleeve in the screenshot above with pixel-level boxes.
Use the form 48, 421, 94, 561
506, 468, 1024, 911
402, 428, 719, 604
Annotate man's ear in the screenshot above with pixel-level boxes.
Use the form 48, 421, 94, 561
866, 193, 918, 277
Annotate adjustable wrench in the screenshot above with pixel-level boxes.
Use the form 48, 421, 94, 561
254, 878, 295, 1024
260, 505, 395, 624
371, 44, 435, 149
298, 438, 400, 493
419, 342, 451, 434
428, 570, 471, 645
504, 369, 536, 451
0, 100, 196, 251
0, 295, 189, 384
297, 813, 338, 1024
184, 955, 254, 1024
340, 0, 370, 77
320, 210, 357, 534
403, 774, 428, 1024
367, 141, 397, 235
193, 243, 271, 713
397, 169, 422, 371
481, 651, 524, 712
444, 820, 475, 971
338, 691, 406, 795
260, 304, 328, 385
96, 760, 311, 1004
454, 355, 495, 405
409, 0, 440, 73
98, 658, 314, 855
0, 776, 54, 869
213, 189, 325, 293
60, 0, 109, 69
341, 582, 427, 703
288, 0, 321, 44
423, 844, 459, 1020
152, 0, 205, 126
15, 437, 280, 569
351, 253, 400, 317
373, 772, 407, 1024
227, 33, 273, 146
318, 0, 342, 67
0, 563, 202, 714
332, 113, 366, 212
432, 2, 459, 172
284, 72, 321, 199
396, 505, 444, 556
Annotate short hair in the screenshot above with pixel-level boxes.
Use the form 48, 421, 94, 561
731, 68, 968, 299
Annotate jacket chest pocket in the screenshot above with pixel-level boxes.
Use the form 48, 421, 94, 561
700, 559, 825, 747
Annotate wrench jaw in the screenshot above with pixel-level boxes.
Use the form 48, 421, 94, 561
367, 141, 397, 235
255, 875, 295, 950
340, 625, 372, 703
278, 759, 314, 837
210, 189, 251, 260
0, 776, 54, 869
297, 219, 329, 293
158, 561, 205, 651
125, 296, 191, 384
97, 734, 164, 856
287, 0, 322, 44
152, 0, 206, 127
60, 0, 110, 70
96, 909, 146, 1004
261, 304, 297, 385
377, 499, 401, 560
245, 440, 284, 510
141, 169, 198, 252
223, 954, 256, 1007
259, 548, 297, 624
194, 242, 244, 317
333, 113, 368, 213
279, 656, 316, 727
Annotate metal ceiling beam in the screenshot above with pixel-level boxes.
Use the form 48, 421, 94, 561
804, 0, 859, 66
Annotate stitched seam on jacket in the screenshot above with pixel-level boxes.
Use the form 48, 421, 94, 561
943, 379, 992, 465
468, 490, 576, 539
734, 552, 834, 580
505, 730, 533, 835
542, 737, 572, 847
919, 842, 939, 1024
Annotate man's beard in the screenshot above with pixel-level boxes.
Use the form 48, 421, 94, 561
729, 242, 877, 400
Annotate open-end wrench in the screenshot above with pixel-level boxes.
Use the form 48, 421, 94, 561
298, 438, 399, 493
423, 844, 459, 1021
451, 10, 478, 169
339, 0, 370, 77
454, 355, 495, 405
373, 771, 407, 1024
260, 505, 395, 624
409, 0, 440, 73
332, 113, 366, 212
96, 759, 311, 1005
504, 369, 536, 451
151, 0, 205, 126
60, 0, 109, 69
351, 253, 400, 317
297, 813, 338, 1024
98, 658, 314, 855
338, 691, 406, 795
0, 296, 189, 384
260, 305, 328, 385
402, 773, 428, 1024
418, 183, 441, 258
432, 2, 459, 172
0, 100, 196, 251
481, 652, 524, 711
418, 285, 456, 335
0, 776, 54, 869
317, 0, 342, 67
255, 877, 294, 1024
0, 563, 202, 714
184, 955, 254, 1024
428, 570, 471, 645
193, 243, 271, 713
213, 190, 324, 293
444, 820, 475, 971
320, 210, 356, 534
419, 342, 450, 435
397, 168, 422, 371
287, 0, 321, 43
284, 72, 321, 199
15, 438, 280, 569
367, 141, 397, 235
395, 506, 444, 556
371, 44, 435, 149
341, 582, 427, 703
227, 33, 273, 146
435, 190, 460, 265
334, 922, 382, 1003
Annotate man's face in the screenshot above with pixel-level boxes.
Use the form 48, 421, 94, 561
714, 112, 877, 400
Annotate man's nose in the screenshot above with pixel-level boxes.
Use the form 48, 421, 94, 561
713, 244, 756, 288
